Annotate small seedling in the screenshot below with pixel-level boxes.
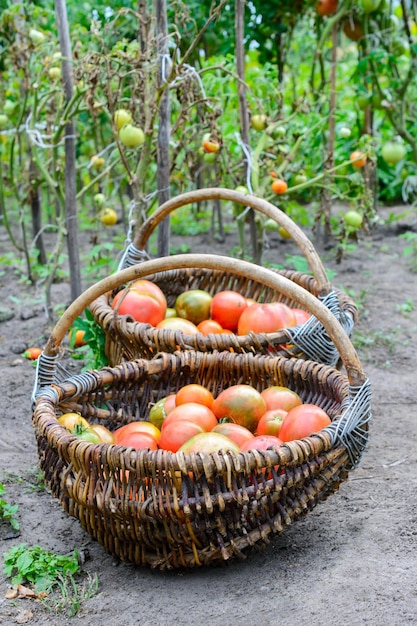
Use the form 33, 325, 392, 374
0, 483, 19, 532
3, 543, 80, 591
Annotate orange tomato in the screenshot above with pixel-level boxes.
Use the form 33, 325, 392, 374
210, 290, 248, 331
196, 319, 225, 335
73, 329, 86, 347
350, 150, 367, 168
23, 347, 42, 360
175, 384, 214, 408
162, 403, 218, 432
271, 179, 288, 194
212, 385, 266, 433
112, 289, 165, 326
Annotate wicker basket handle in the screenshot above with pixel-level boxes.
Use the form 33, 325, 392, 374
43, 254, 364, 387
130, 188, 331, 296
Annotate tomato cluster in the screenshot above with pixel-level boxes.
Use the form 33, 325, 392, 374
57, 383, 331, 455
111, 281, 311, 337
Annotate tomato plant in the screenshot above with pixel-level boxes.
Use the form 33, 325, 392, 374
210, 291, 248, 331
212, 385, 266, 433
278, 404, 331, 442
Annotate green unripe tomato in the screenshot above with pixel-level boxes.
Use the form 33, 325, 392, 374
381, 141, 406, 166
344, 210, 363, 229
294, 174, 308, 185
119, 125, 145, 148
114, 109, 133, 130
3, 100, 15, 115
203, 152, 217, 164
360, 0, 381, 14
264, 218, 280, 232
338, 126, 352, 139
0, 114, 8, 129
235, 185, 249, 195
271, 125, 286, 138
251, 114, 267, 132
93, 193, 106, 207
48, 67, 62, 80
29, 29, 46, 46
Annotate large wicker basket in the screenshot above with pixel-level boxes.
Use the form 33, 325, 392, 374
89, 188, 357, 366
33, 255, 371, 570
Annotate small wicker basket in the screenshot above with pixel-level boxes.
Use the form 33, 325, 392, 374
33, 255, 371, 570
89, 188, 357, 366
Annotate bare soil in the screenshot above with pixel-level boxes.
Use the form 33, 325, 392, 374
1, 207, 417, 626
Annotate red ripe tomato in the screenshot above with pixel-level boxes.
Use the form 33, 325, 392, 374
256, 409, 287, 437
210, 291, 248, 331
278, 404, 331, 442
240, 435, 283, 451
268, 302, 297, 327
178, 432, 240, 455
162, 403, 218, 432
316, 0, 338, 16
237, 302, 295, 335
112, 289, 165, 326
115, 431, 158, 450
291, 308, 311, 325
158, 420, 205, 452
212, 385, 266, 433
130, 279, 167, 316
113, 421, 162, 443
260, 386, 303, 412
212, 423, 255, 448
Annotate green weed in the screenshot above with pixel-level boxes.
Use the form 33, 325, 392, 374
0, 483, 19, 532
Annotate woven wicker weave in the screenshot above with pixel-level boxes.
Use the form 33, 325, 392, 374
32, 255, 371, 570
89, 188, 358, 366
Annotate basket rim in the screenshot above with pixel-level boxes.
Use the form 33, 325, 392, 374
33, 350, 363, 475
